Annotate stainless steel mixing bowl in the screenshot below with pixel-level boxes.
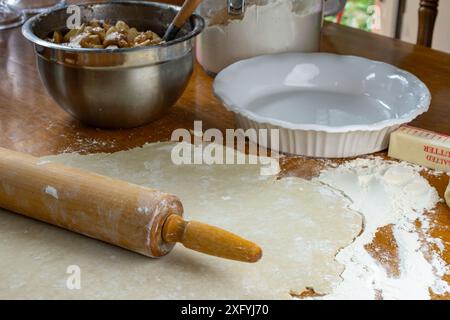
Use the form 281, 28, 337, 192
22, 1, 204, 129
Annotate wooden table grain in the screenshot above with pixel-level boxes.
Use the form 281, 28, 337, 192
0, 11, 449, 299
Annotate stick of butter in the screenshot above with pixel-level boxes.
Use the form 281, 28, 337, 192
388, 125, 450, 172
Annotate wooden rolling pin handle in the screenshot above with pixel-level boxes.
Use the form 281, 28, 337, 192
163, 0, 202, 41
162, 214, 262, 263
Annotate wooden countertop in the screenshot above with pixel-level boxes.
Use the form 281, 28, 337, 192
0, 15, 449, 299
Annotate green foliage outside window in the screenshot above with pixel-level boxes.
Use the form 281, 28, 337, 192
325, 0, 376, 32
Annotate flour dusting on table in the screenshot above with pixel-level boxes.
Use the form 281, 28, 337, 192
315, 157, 449, 299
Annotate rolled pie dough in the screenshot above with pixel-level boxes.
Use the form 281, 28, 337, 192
0, 142, 362, 299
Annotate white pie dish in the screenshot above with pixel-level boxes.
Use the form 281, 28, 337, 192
213, 53, 431, 158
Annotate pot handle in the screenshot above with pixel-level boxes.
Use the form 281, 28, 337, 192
323, 0, 346, 17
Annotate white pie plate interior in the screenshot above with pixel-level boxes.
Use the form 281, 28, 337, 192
213, 53, 431, 158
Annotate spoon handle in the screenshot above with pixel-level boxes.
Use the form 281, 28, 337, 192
163, 0, 202, 42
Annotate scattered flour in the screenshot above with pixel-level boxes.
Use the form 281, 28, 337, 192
36, 160, 52, 166
44, 186, 59, 200
445, 182, 450, 207
315, 157, 449, 299
136, 207, 150, 214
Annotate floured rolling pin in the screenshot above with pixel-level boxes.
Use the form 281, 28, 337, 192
0, 147, 262, 263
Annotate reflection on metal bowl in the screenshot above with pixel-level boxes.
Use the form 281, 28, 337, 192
22, 1, 205, 129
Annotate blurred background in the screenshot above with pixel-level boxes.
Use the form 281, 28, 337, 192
162, 0, 450, 53
2, 0, 449, 53
326, 0, 449, 53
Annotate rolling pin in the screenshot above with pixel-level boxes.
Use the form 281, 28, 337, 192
0, 147, 262, 263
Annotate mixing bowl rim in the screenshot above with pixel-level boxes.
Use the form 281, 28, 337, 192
22, 1, 205, 54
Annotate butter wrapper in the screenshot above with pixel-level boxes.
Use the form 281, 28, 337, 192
388, 125, 449, 172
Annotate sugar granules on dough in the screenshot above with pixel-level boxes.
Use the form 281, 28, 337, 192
315, 157, 449, 299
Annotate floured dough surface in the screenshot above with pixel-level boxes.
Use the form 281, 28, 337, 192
0, 142, 362, 299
